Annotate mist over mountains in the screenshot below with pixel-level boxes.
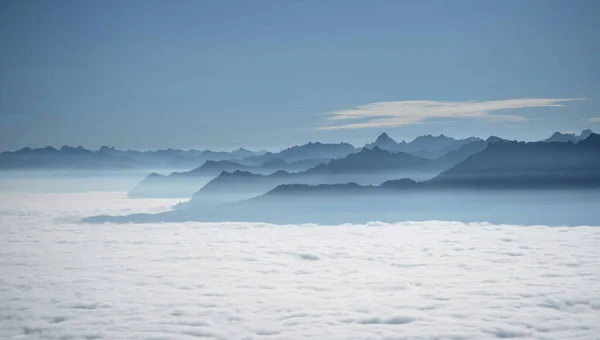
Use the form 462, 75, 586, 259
186, 145, 481, 204
0, 132, 496, 171
130, 134, 490, 199
71, 129, 600, 225
543, 129, 593, 143
0, 145, 263, 170
1, 129, 597, 225
364, 132, 483, 158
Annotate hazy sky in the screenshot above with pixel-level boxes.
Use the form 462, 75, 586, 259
1, 0, 599, 151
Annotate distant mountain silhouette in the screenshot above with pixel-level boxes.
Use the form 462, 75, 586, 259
264, 179, 420, 196
366, 132, 406, 151
364, 132, 483, 158
305, 147, 440, 174
261, 133, 600, 192
485, 136, 508, 144
82, 132, 600, 226
237, 142, 357, 166
4, 130, 593, 172
435, 140, 488, 165
0, 145, 264, 170
184, 132, 600, 210
188, 145, 484, 204
189, 170, 293, 204
427, 133, 600, 188
84, 177, 600, 226
128, 158, 326, 198
543, 129, 593, 143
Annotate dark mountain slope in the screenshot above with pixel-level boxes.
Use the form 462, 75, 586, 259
543, 129, 593, 143
84, 179, 600, 226
83, 134, 600, 226
365, 132, 483, 158
427, 133, 600, 188
304, 147, 440, 174
188, 146, 477, 204
128, 158, 326, 198
238, 142, 356, 166
0, 145, 264, 170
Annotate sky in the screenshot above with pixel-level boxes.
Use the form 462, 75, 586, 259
1, 0, 599, 151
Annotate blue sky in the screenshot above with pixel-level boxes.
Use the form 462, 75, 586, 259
1, 0, 599, 151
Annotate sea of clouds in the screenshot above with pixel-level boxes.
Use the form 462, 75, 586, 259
1, 191, 599, 339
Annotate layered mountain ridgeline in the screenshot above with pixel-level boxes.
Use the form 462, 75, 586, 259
129, 137, 487, 198
127, 141, 358, 198
237, 142, 357, 166
128, 158, 326, 198
0, 145, 263, 170
264, 179, 419, 196
83, 132, 600, 226
263, 133, 600, 192
3, 130, 592, 171
543, 129, 593, 143
188, 145, 484, 204
427, 132, 600, 189
365, 133, 484, 158
83, 179, 600, 226
364, 130, 593, 158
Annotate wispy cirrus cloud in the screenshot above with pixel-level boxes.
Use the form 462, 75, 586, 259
589, 117, 600, 123
317, 98, 584, 130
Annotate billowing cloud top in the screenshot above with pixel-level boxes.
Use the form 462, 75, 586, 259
318, 98, 584, 130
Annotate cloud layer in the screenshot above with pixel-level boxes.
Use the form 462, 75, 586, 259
589, 117, 600, 123
1, 191, 599, 339
318, 98, 583, 130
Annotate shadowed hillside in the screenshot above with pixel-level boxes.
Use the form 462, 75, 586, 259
0, 145, 263, 171
128, 158, 326, 198
188, 146, 480, 204
84, 133, 600, 226
427, 133, 600, 188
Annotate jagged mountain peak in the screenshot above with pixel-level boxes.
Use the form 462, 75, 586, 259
413, 134, 454, 141
60, 145, 88, 152
579, 129, 593, 140
486, 136, 505, 144
375, 132, 394, 142
363, 146, 388, 153
544, 129, 595, 143
579, 132, 600, 146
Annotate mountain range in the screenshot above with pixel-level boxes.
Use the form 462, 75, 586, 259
129, 134, 491, 199
365, 133, 483, 158
83, 131, 600, 225
126, 141, 360, 197
128, 157, 327, 198
187, 144, 486, 204
1, 130, 585, 171
428, 132, 600, 188
0, 145, 263, 170
235, 142, 357, 166
543, 129, 593, 143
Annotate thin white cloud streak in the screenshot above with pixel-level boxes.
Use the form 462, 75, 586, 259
589, 117, 600, 123
318, 98, 584, 130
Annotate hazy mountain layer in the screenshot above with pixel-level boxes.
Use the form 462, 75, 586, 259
364, 133, 483, 158
0, 145, 263, 170
84, 133, 600, 225
543, 129, 593, 143
83, 188, 600, 226
128, 158, 327, 198
188, 144, 487, 204
428, 132, 600, 188
237, 142, 357, 166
